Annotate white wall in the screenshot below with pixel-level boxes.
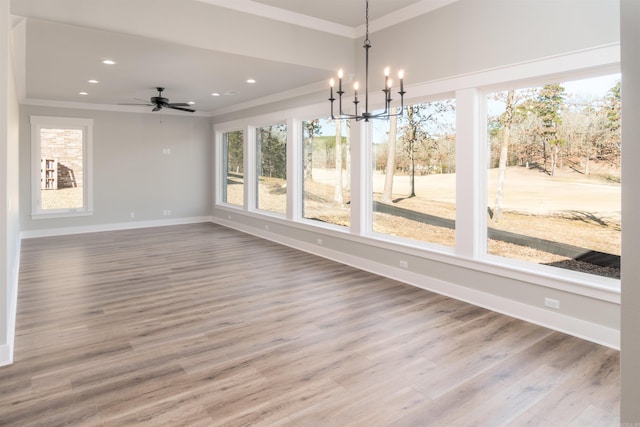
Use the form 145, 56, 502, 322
359, 0, 619, 86
1, 0, 21, 366
19, 107, 212, 236
620, 0, 640, 422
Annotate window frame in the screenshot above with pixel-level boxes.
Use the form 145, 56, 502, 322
218, 128, 246, 208
211, 45, 621, 301
30, 116, 94, 219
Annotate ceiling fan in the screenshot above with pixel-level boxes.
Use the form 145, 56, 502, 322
122, 87, 195, 112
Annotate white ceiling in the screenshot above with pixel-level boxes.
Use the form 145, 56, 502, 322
11, 0, 455, 116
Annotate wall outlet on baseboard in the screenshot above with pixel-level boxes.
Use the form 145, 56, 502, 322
545, 297, 560, 310
317, 238, 323, 245
129, 211, 135, 219
264, 224, 269, 231
163, 210, 172, 216
399, 260, 409, 269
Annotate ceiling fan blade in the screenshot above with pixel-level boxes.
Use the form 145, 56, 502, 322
119, 102, 153, 106
152, 106, 162, 112
167, 102, 191, 107
166, 105, 195, 113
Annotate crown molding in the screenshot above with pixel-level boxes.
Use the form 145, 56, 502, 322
195, 0, 356, 38
356, 0, 459, 37
196, 0, 459, 39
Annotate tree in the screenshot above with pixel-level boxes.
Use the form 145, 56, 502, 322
493, 90, 515, 223
225, 130, 244, 175
344, 121, 351, 192
258, 124, 286, 179
603, 81, 621, 166
398, 101, 454, 198
382, 112, 398, 203
303, 120, 321, 181
334, 119, 344, 206
402, 106, 424, 198
533, 84, 566, 176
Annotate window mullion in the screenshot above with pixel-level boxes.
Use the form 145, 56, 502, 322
455, 89, 486, 259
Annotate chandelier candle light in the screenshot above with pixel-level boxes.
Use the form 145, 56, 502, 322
329, 0, 406, 121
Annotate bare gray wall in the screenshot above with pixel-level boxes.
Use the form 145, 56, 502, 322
358, 0, 619, 86
19, 107, 211, 232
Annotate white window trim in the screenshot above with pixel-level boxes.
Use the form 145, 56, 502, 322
30, 116, 94, 219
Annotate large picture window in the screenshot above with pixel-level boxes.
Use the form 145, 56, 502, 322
221, 130, 244, 207
486, 74, 621, 278
256, 123, 287, 215
302, 118, 350, 227
371, 100, 456, 247
30, 116, 93, 218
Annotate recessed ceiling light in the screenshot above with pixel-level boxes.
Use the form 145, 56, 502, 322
246, 79, 256, 84
187, 101, 196, 105
88, 79, 99, 84
211, 92, 220, 97
102, 59, 116, 65
78, 91, 88, 96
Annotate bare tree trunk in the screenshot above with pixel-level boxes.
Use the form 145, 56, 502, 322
334, 119, 344, 206
382, 114, 398, 203
409, 148, 416, 198
494, 90, 514, 223
304, 136, 313, 180
585, 152, 590, 175
344, 123, 351, 191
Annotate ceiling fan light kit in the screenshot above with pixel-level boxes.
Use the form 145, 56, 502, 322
329, 0, 406, 122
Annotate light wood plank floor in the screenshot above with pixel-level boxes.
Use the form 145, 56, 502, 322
1, 223, 619, 426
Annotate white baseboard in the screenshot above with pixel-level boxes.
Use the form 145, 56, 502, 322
20, 216, 212, 239
212, 217, 620, 350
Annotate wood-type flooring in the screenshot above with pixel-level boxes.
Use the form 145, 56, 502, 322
0, 223, 620, 426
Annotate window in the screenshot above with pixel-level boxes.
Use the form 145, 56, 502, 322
302, 118, 350, 227
256, 123, 287, 215
486, 74, 621, 279
371, 100, 456, 247
221, 130, 244, 207
30, 116, 93, 218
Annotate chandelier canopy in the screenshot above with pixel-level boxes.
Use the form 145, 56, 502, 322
329, 0, 406, 122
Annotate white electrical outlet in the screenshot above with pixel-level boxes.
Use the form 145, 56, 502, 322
399, 260, 409, 268
264, 225, 269, 231
130, 211, 135, 219
545, 297, 560, 310
317, 238, 323, 245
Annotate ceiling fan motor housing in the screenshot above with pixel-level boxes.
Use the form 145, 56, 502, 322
151, 96, 169, 105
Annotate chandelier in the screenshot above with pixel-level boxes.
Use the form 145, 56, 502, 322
329, 0, 406, 122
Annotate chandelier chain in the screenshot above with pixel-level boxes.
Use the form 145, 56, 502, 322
365, 0, 370, 45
